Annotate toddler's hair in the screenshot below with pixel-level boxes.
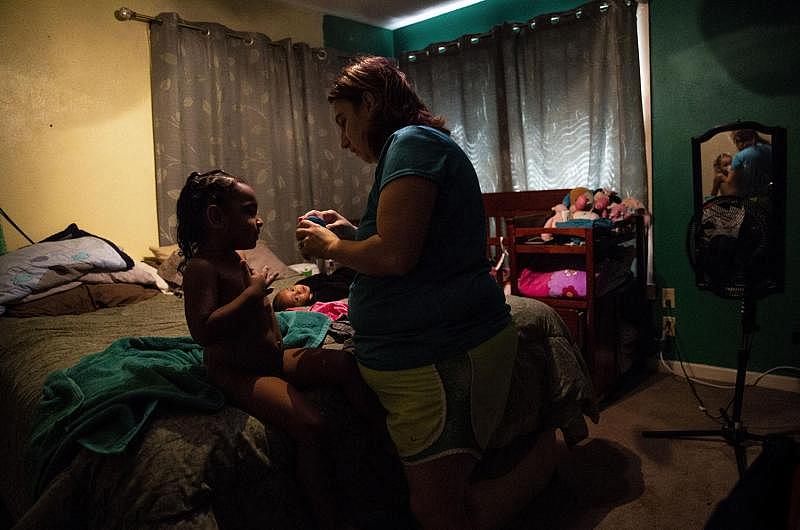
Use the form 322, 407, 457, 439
175, 169, 247, 270
713, 152, 731, 171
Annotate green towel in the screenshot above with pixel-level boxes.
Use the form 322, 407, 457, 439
26, 314, 330, 498
25, 336, 225, 499
277, 310, 331, 349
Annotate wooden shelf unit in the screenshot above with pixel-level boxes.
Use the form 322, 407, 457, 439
483, 190, 648, 396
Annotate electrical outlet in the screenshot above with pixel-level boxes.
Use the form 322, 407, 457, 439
662, 288, 676, 309
663, 316, 676, 337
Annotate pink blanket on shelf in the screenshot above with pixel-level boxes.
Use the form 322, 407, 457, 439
517, 268, 587, 299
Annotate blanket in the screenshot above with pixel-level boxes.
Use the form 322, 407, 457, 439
2, 291, 596, 528
26, 312, 330, 500
0, 235, 132, 315
26, 336, 225, 499
277, 310, 331, 348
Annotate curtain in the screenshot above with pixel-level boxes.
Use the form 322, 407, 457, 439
149, 13, 372, 262
400, 0, 646, 201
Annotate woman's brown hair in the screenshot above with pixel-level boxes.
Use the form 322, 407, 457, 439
328, 55, 448, 158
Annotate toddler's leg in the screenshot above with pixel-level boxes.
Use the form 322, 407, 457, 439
282, 347, 385, 423
207, 365, 346, 530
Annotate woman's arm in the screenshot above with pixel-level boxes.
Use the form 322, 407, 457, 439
297, 176, 437, 276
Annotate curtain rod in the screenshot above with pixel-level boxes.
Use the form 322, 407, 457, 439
114, 7, 254, 44
403, 0, 634, 60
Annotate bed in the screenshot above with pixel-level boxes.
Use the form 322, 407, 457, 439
0, 231, 598, 529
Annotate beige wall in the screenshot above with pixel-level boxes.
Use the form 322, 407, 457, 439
0, 0, 322, 260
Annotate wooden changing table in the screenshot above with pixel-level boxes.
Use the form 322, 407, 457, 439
484, 190, 648, 396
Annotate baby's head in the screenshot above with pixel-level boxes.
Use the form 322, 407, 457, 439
272, 284, 313, 311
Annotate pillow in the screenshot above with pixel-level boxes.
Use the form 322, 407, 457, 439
240, 240, 294, 279
148, 244, 179, 263
81, 261, 169, 292
0, 236, 132, 315
5, 283, 160, 317
156, 240, 293, 288
41, 223, 134, 268
157, 250, 184, 287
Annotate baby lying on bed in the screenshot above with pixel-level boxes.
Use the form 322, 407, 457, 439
272, 266, 354, 320
272, 283, 349, 321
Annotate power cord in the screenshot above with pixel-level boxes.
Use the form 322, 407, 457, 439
0, 207, 35, 244
658, 321, 800, 424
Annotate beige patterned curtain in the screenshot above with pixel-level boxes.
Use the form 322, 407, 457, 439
149, 13, 372, 262
400, 0, 646, 201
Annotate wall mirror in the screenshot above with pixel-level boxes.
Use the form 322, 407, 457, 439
692, 121, 786, 214
691, 121, 787, 296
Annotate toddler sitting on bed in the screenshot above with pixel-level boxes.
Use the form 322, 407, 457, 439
175, 170, 381, 530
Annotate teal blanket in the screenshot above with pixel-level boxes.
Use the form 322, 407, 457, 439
26, 336, 223, 499
26, 312, 331, 499
277, 310, 331, 349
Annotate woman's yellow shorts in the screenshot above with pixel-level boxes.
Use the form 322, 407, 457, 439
358, 322, 517, 465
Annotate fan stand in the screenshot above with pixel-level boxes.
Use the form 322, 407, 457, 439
642, 295, 767, 478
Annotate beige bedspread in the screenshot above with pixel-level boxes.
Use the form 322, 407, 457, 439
0, 281, 596, 529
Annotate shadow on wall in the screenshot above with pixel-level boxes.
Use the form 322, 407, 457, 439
700, 0, 800, 96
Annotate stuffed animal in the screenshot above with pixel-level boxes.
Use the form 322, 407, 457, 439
608, 202, 627, 222
593, 190, 611, 218
541, 203, 569, 242
621, 196, 651, 227
568, 187, 594, 214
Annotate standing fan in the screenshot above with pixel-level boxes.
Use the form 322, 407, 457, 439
643, 195, 780, 477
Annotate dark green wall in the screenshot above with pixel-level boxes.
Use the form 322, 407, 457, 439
323, 15, 394, 56
323, 0, 800, 374
650, 0, 799, 373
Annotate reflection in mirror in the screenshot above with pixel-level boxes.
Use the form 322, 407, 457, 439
692, 121, 786, 215
691, 121, 787, 296
701, 129, 772, 201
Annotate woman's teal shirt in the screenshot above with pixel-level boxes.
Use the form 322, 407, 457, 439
349, 125, 510, 371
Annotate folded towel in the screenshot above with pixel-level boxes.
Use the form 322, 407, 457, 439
277, 309, 332, 348
25, 336, 225, 499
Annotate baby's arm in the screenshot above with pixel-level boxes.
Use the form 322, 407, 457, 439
183, 258, 279, 346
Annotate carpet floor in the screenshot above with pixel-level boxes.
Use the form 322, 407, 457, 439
504, 369, 800, 529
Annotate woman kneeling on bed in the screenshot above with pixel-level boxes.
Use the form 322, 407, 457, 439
296, 56, 558, 530
176, 170, 381, 530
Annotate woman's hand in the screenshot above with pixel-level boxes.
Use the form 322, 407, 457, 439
298, 209, 357, 240
296, 219, 340, 260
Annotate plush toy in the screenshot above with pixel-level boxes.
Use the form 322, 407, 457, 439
541, 203, 569, 242
572, 210, 600, 221
608, 201, 627, 222
621, 196, 651, 227
593, 190, 611, 218
568, 187, 594, 214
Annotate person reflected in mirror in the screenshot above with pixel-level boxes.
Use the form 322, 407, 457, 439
729, 129, 773, 199
709, 152, 733, 197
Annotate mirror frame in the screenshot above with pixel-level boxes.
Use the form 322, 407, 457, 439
691, 121, 787, 296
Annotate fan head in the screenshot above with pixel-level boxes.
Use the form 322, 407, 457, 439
688, 196, 774, 299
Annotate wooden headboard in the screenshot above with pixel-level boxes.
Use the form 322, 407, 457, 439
483, 188, 570, 253
482, 189, 570, 222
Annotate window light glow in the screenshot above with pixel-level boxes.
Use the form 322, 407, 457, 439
385, 0, 485, 30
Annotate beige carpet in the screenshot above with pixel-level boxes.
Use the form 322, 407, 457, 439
504, 369, 800, 530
